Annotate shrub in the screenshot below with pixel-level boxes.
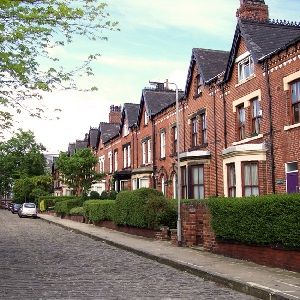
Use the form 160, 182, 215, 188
83, 200, 115, 222
208, 194, 300, 249
54, 198, 86, 216
38, 196, 75, 211
89, 191, 100, 199
100, 191, 109, 199
69, 206, 84, 216
108, 190, 118, 200
113, 188, 174, 229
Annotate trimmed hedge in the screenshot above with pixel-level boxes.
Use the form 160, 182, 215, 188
54, 198, 86, 216
83, 200, 115, 222
113, 188, 177, 229
208, 194, 300, 249
38, 196, 75, 212
69, 206, 84, 216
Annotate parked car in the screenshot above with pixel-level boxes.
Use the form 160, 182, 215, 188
18, 203, 38, 218
11, 203, 22, 214
8, 203, 13, 211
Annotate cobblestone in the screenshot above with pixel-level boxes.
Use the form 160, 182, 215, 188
0, 210, 255, 299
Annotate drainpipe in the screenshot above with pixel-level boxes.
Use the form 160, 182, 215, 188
212, 84, 219, 197
151, 115, 157, 189
221, 84, 228, 149
264, 59, 276, 193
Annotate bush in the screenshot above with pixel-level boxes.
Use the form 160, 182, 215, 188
108, 190, 118, 200
38, 196, 75, 211
83, 200, 115, 222
113, 188, 175, 229
54, 198, 86, 216
89, 191, 100, 199
69, 206, 84, 216
208, 194, 300, 249
100, 191, 109, 199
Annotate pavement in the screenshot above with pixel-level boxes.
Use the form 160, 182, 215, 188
39, 213, 300, 300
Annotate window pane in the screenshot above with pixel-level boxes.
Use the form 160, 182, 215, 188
244, 187, 252, 197
251, 163, 258, 185
244, 164, 251, 185
252, 187, 259, 196
192, 167, 199, 183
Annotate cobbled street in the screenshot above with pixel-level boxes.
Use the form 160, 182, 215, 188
0, 210, 255, 299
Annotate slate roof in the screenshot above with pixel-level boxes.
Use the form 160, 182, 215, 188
240, 19, 300, 62
75, 139, 88, 150
124, 103, 140, 128
88, 127, 99, 149
224, 19, 300, 82
185, 48, 229, 95
68, 143, 75, 156
141, 88, 185, 118
99, 122, 120, 144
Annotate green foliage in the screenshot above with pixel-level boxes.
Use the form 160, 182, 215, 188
38, 196, 75, 211
208, 194, 300, 248
0, 130, 47, 198
13, 175, 52, 204
108, 190, 118, 200
100, 191, 109, 199
69, 206, 85, 216
113, 188, 175, 230
83, 200, 115, 222
0, 0, 119, 131
89, 191, 100, 199
54, 198, 86, 216
57, 148, 102, 196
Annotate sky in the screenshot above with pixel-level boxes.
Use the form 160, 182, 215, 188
11, 0, 300, 154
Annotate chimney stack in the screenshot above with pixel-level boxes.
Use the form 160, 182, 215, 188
109, 105, 122, 123
236, 0, 269, 22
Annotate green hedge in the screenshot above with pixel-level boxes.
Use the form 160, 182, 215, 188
208, 194, 300, 248
83, 200, 115, 222
38, 196, 75, 212
69, 206, 84, 216
113, 188, 177, 229
54, 198, 86, 216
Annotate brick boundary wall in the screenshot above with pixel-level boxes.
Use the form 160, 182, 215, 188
181, 203, 300, 272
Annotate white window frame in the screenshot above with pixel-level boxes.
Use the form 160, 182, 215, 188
238, 55, 254, 82
144, 110, 148, 125
123, 147, 127, 168
127, 145, 131, 167
99, 155, 105, 173
160, 131, 166, 158
142, 141, 146, 165
123, 120, 129, 136
108, 151, 113, 173
114, 150, 118, 172
147, 139, 152, 163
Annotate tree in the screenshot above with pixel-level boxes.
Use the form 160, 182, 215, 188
0, 1, 118, 132
13, 175, 52, 203
0, 129, 46, 197
57, 148, 103, 196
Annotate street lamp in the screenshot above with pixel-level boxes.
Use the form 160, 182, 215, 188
149, 80, 181, 245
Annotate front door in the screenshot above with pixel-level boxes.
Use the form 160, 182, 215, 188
286, 172, 298, 193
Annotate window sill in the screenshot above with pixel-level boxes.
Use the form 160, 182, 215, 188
235, 74, 256, 87
284, 123, 300, 131
232, 134, 263, 146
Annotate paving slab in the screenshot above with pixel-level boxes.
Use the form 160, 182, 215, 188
39, 213, 300, 300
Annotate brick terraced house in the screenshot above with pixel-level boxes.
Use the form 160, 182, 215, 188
57, 0, 300, 199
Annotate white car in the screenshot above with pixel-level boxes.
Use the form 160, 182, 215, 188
18, 203, 38, 218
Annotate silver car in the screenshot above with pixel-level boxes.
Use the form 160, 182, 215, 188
18, 203, 38, 218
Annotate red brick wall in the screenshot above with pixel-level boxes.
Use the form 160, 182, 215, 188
180, 203, 300, 272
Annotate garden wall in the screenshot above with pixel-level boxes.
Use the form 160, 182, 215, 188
181, 203, 300, 272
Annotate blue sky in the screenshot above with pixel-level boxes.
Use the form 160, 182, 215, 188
17, 0, 300, 153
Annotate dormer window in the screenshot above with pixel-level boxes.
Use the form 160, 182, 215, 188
144, 110, 149, 125
238, 55, 254, 82
196, 74, 203, 96
123, 120, 129, 136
